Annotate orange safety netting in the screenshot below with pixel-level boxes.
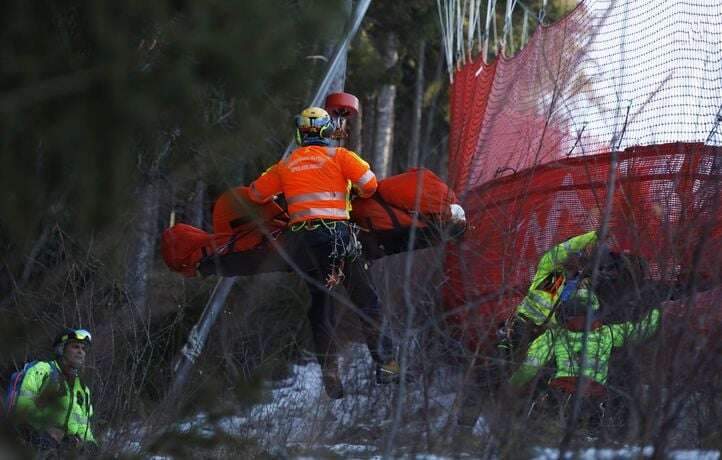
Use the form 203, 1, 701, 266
443, 0, 722, 343
445, 143, 722, 341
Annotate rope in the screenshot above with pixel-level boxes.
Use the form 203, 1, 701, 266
484, 0, 494, 63
436, 0, 456, 81
504, 0, 516, 54
456, 0, 464, 66
437, 0, 544, 73
467, 0, 481, 57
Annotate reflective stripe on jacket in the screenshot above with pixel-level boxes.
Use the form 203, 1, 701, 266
516, 230, 599, 325
510, 308, 661, 388
15, 361, 95, 443
249, 146, 377, 223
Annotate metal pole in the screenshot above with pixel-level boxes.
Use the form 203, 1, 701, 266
166, 277, 237, 404
164, 0, 370, 409
282, 0, 372, 159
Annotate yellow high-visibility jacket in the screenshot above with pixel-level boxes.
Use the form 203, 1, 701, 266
516, 231, 599, 325
15, 361, 95, 443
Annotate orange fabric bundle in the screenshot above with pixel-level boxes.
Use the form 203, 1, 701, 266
161, 223, 276, 278
375, 168, 457, 215
351, 197, 417, 231
212, 186, 288, 234
351, 168, 457, 231
162, 169, 460, 277
161, 224, 233, 277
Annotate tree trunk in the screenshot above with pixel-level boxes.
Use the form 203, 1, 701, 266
372, 32, 398, 179
437, 135, 449, 181
21, 224, 52, 286
189, 179, 206, 229
350, 102, 363, 153
126, 180, 159, 318
420, 54, 445, 167
126, 132, 177, 317
407, 40, 426, 169
362, 95, 376, 159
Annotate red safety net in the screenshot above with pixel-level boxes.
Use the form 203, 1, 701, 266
444, 0, 722, 345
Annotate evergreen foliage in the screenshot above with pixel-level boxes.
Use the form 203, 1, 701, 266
0, 0, 341, 256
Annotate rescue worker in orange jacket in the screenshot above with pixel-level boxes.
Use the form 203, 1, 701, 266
248, 107, 398, 399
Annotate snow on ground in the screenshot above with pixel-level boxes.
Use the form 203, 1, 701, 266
158, 344, 720, 459
533, 447, 720, 460
213, 342, 467, 452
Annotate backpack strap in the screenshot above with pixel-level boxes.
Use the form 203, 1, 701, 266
62, 379, 74, 434
49, 361, 61, 380
42, 361, 74, 434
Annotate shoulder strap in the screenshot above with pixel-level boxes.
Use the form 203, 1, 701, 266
49, 361, 61, 377
372, 193, 402, 230
62, 376, 78, 433
78, 376, 90, 394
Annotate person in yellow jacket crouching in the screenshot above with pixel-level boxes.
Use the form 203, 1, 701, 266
499, 230, 602, 355
10, 328, 97, 455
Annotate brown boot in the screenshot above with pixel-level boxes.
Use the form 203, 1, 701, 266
322, 369, 344, 399
376, 360, 401, 384
321, 364, 344, 399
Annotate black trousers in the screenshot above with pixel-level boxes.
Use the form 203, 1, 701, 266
284, 222, 393, 369
16, 425, 99, 457
456, 315, 543, 429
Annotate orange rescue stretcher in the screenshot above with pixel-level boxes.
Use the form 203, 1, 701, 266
161, 168, 466, 278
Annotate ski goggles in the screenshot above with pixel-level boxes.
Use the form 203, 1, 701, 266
61, 328, 93, 345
